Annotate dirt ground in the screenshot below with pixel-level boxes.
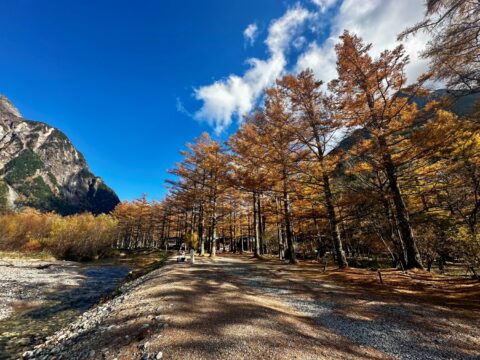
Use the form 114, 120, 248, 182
28, 253, 480, 360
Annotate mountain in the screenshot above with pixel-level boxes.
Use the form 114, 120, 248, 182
406, 89, 480, 116
0, 96, 119, 214
335, 89, 480, 153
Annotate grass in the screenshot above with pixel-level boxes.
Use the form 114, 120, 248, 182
0, 250, 55, 261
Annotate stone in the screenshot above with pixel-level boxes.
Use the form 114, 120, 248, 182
22, 350, 33, 359
17, 337, 31, 346
156, 351, 163, 359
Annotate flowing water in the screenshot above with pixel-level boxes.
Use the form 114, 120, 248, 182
0, 260, 131, 359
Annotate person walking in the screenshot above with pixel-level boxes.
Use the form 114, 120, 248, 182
190, 248, 195, 264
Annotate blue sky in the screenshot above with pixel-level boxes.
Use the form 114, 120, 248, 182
0, 0, 428, 201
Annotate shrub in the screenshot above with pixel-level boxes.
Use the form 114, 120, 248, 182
0, 208, 53, 250
21, 239, 43, 252
0, 209, 118, 261
48, 213, 118, 260
3, 149, 44, 184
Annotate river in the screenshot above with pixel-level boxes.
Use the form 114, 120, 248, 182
0, 251, 164, 359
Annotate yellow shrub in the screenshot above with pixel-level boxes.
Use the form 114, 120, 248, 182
0, 209, 118, 261
21, 239, 43, 252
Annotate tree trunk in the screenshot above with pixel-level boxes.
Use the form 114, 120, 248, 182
381, 195, 406, 268
240, 219, 244, 254
323, 173, 348, 268
199, 204, 205, 256
231, 211, 236, 253
380, 139, 423, 269
210, 215, 217, 257
310, 121, 347, 269
283, 184, 297, 264
257, 193, 264, 255
275, 197, 284, 259
253, 192, 261, 258
247, 211, 252, 252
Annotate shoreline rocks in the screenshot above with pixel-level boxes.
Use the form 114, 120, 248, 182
22, 266, 166, 360
0, 257, 130, 359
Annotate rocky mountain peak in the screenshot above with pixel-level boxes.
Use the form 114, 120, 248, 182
0, 95, 22, 118
0, 95, 119, 214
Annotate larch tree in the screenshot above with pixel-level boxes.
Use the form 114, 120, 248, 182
167, 132, 227, 257
199, 133, 227, 257
400, 0, 480, 96
278, 70, 348, 268
330, 31, 430, 269
256, 85, 306, 263
414, 110, 480, 274
228, 120, 274, 258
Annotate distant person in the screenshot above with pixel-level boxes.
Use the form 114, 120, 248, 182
190, 248, 195, 264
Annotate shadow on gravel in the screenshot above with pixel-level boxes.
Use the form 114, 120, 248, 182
20, 255, 478, 360
137, 259, 389, 360
220, 256, 480, 360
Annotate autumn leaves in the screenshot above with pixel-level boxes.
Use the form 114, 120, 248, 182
159, 15, 480, 272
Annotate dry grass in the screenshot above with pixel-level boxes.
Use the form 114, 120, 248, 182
0, 250, 55, 261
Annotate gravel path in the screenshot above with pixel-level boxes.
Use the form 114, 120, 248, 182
19, 254, 480, 360
221, 257, 480, 360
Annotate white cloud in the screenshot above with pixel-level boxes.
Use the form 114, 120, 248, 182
194, 0, 432, 134
297, 0, 430, 84
311, 0, 338, 13
176, 97, 193, 118
243, 23, 258, 46
195, 6, 311, 134
265, 6, 311, 55
293, 36, 307, 50
296, 41, 337, 84
194, 56, 285, 134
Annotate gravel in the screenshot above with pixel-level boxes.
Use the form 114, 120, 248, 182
10, 255, 480, 360
0, 259, 83, 321
222, 258, 480, 360
21, 267, 163, 359
0, 257, 130, 359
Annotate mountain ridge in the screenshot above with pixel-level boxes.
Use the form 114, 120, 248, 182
334, 89, 480, 154
0, 95, 119, 214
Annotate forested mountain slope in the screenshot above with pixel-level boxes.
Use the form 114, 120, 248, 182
335, 89, 480, 153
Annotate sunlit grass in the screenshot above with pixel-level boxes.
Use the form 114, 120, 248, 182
0, 250, 55, 261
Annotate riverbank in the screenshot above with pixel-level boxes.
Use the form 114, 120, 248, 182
0, 250, 166, 359
20, 254, 480, 360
